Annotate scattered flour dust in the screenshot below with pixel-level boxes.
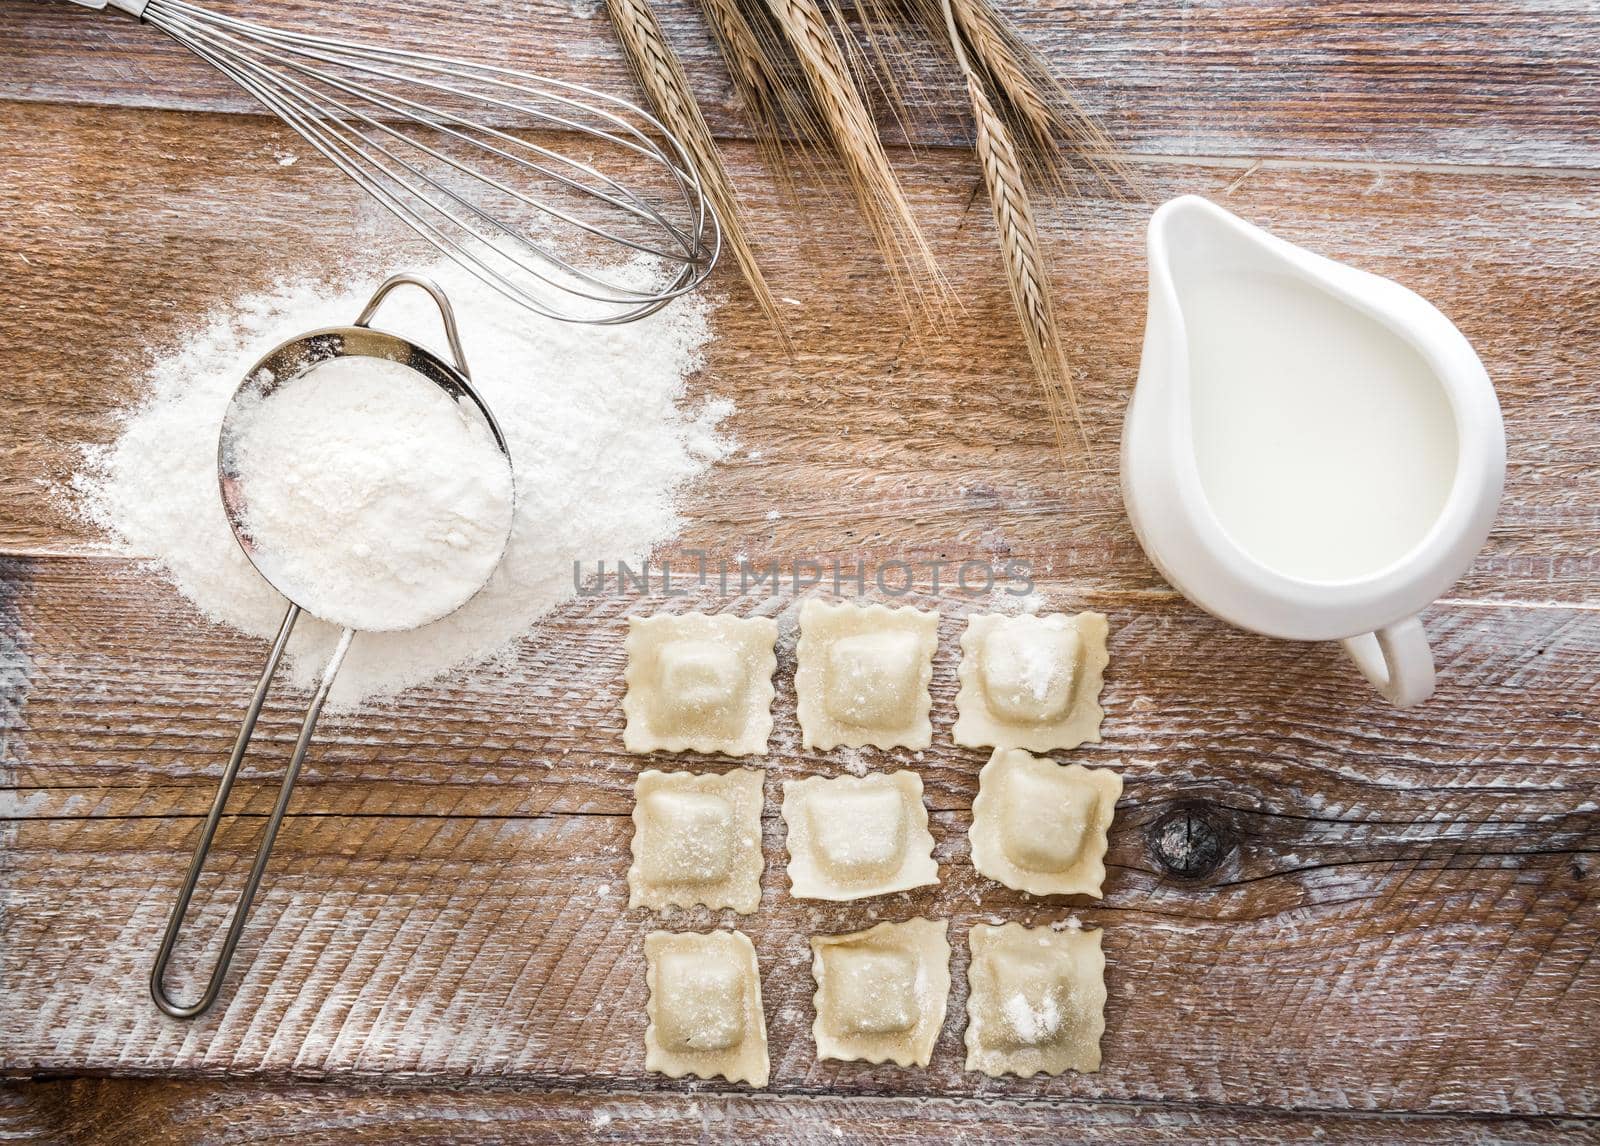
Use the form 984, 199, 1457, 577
836, 747, 870, 777
73, 261, 733, 709
1002, 988, 1063, 1045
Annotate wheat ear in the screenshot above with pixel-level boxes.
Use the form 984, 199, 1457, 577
605, 0, 788, 337
764, 0, 945, 309
941, 0, 1081, 450
824, 0, 917, 151
940, 0, 1131, 192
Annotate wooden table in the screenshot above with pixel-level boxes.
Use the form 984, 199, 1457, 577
2, 2, 1597, 1141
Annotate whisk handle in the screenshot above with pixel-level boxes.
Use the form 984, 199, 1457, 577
149, 606, 354, 1019
64, 0, 149, 18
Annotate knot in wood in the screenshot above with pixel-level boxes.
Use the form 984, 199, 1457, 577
1149, 803, 1233, 881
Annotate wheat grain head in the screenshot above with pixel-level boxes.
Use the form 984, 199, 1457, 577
937, 0, 1132, 194
697, 0, 826, 178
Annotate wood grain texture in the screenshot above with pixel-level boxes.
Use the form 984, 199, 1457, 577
5, 555, 1600, 820
3, 0, 1600, 1137
3, 0, 1599, 168
3, 549, 1597, 1114
3, 102, 1599, 604
1, 803, 1596, 1112
4, 1081, 1598, 1145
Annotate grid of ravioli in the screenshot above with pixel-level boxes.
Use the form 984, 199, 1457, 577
622, 605, 1120, 1086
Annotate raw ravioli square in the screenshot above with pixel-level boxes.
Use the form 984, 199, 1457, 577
811, 918, 951, 1066
953, 611, 1109, 752
969, 748, 1121, 897
624, 613, 778, 756
781, 772, 938, 900
645, 929, 769, 1086
629, 768, 765, 913
964, 923, 1106, 1077
794, 600, 939, 750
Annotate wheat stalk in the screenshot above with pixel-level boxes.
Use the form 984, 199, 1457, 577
940, 0, 1082, 450
826, 0, 917, 149
764, 0, 945, 309
605, 0, 788, 337
696, 0, 826, 178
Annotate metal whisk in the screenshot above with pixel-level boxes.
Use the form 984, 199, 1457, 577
66, 0, 720, 324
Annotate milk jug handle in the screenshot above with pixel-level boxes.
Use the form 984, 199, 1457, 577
1340, 617, 1435, 708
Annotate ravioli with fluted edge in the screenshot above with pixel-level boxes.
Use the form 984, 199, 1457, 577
964, 923, 1106, 1077
969, 748, 1121, 897
794, 600, 939, 750
953, 611, 1109, 752
781, 771, 938, 900
623, 612, 778, 756
629, 768, 765, 914
810, 918, 951, 1067
644, 929, 769, 1087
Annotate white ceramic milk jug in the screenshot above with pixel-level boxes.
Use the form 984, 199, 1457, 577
1121, 196, 1506, 707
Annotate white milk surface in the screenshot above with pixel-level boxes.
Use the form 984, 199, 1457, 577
1183, 270, 1460, 583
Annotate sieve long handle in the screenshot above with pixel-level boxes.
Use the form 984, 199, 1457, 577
150, 606, 354, 1019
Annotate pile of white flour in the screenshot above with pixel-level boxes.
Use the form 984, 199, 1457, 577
74, 262, 731, 709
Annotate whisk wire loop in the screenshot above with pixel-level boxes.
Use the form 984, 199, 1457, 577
172, 23, 690, 305
175, 13, 689, 249
130, 0, 720, 323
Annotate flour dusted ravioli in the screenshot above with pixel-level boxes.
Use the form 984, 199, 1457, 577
970, 748, 1121, 897
644, 929, 769, 1087
794, 600, 939, 750
629, 768, 764, 914
953, 612, 1109, 752
964, 923, 1106, 1077
781, 772, 938, 900
811, 918, 951, 1067
624, 613, 778, 756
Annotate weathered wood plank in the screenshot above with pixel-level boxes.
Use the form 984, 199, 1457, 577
3, 1079, 1596, 1145
4, 555, 1599, 820
0, 801, 1594, 1111
3, 103, 1598, 603
3, 0, 1598, 168
6, 562, 1600, 1107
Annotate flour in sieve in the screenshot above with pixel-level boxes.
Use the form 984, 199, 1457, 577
73, 260, 731, 708
225, 355, 514, 633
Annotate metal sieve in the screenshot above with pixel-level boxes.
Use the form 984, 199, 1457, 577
150, 273, 514, 1019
